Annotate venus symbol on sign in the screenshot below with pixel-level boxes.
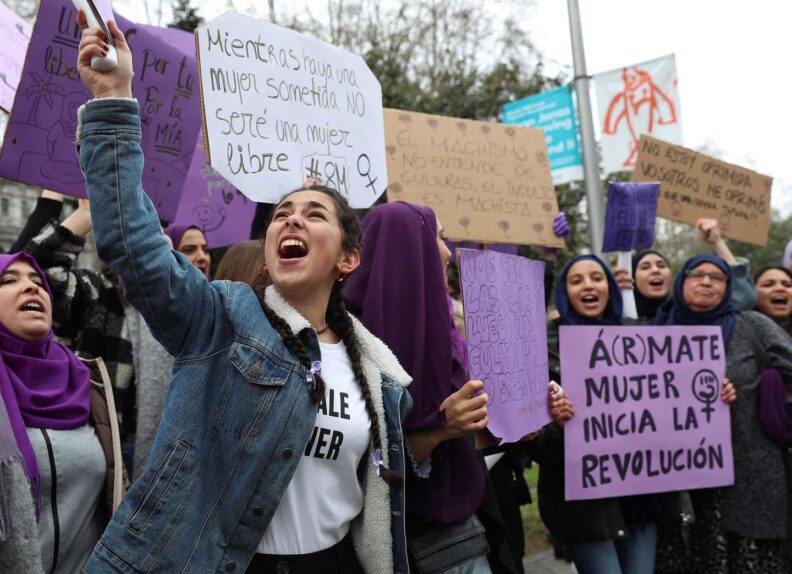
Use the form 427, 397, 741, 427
691, 369, 718, 423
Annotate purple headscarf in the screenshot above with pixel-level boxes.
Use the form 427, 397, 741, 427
0, 253, 90, 515
345, 202, 484, 524
165, 224, 202, 250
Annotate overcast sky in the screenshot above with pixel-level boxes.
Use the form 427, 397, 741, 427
114, 0, 791, 213
527, 0, 791, 213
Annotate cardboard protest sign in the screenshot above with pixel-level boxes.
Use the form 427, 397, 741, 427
195, 11, 387, 207
170, 129, 256, 247
633, 135, 773, 246
459, 249, 551, 443
384, 109, 561, 247
560, 325, 733, 501
0, 2, 32, 112
0, 1, 201, 221
602, 181, 660, 253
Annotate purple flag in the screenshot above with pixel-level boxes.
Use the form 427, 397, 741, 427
459, 249, 551, 443
561, 325, 733, 501
0, 0, 201, 221
0, 3, 32, 112
602, 181, 660, 253
170, 129, 256, 247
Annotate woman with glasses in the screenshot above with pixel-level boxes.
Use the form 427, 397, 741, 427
613, 218, 757, 321
652, 254, 792, 573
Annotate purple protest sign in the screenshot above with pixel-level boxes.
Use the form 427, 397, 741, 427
602, 181, 660, 253
459, 249, 551, 443
139, 24, 195, 56
0, 0, 201, 221
447, 241, 518, 263
0, 3, 32, 112
561, 325, 733, 501
170, 129, 256, 247
146, 26, 256, 245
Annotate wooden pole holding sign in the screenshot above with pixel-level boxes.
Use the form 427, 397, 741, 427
633, 135, 773, 246
384, 109, 563, 247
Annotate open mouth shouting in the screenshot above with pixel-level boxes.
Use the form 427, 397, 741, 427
580, 293, 600, 309
278, 236, 308, 262
770, 293, 790, 311
19, 299, 46, 316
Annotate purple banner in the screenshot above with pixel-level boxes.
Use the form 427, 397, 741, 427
170, 129, 256, 247
561, 325, 733, 501
0, 0, 201, 221
602, 181, 660, 253
0, 3, 32, 112
459, 249, 551, 443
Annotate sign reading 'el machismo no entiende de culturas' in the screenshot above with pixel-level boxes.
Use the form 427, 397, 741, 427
561, 325, 733, 501
195, 11, 388, 207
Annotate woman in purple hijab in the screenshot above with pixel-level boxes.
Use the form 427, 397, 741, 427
165, 224, 211, 278
0, 253, 121, 573
345, 202, 492, 572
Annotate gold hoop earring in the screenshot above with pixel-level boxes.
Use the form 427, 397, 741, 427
257, 264, 268, 284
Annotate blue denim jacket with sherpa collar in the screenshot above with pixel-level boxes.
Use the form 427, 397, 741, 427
76, 98, 412, 574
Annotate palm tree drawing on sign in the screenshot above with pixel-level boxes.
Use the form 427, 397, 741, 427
25, 73, 64, 126
603, 66, 677, 168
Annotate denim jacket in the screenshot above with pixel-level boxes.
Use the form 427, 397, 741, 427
77, 99, 412, 574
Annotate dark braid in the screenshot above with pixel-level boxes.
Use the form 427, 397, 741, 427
326, 282, 403, 490
255, 286, 327, 402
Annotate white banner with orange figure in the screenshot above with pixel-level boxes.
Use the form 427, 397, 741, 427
594, 54, 682, 175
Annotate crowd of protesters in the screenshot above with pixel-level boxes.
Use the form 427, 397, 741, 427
0, 12, 789, 574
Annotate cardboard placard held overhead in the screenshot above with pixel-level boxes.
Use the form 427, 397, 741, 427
384, 109, 562, 246
633, 135, 773, 246
195, 11, 388, 207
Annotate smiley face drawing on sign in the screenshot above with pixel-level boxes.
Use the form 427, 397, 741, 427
691, 368, 719, 423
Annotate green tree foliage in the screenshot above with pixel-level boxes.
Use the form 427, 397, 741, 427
729, 206, 792, 272
169, 0, 203, 32
310, 0, 563, 121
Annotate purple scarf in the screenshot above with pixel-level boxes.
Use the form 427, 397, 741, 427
164, 223, 201, 250
0, 253, 91, 515
345, 202, 484, 524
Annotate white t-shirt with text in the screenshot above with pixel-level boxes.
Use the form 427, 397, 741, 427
258, 340, 371, 554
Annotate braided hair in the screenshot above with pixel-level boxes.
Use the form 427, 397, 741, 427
255, 184, 403, 489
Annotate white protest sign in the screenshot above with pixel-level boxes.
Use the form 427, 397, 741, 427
195, 11, 387, 207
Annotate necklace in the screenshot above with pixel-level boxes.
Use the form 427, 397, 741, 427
315, 324, 329, 335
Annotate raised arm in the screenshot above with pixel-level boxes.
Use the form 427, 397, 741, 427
10, 190, 65, 253
75, 16, 225, 357
697, 218, 757, 310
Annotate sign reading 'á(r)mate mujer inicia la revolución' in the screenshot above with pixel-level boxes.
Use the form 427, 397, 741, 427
561, 325, 733, 501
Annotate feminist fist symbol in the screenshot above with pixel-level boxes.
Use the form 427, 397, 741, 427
691, 369, 718, 423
